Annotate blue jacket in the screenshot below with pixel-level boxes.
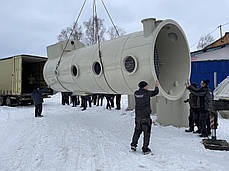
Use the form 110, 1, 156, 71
31, 88, 49, 105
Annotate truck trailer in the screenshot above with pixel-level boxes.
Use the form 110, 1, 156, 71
0, 54, 51, 106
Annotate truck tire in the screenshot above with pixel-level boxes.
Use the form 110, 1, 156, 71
6, 97, 12, 107
0, 96, 5, 106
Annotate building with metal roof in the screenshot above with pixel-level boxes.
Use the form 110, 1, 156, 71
191, 32, 229, 90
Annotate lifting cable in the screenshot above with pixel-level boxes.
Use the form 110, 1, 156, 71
100, 0, 120, 37
55, 0, 87, 92
93, 0, 118, 94
55, 0, 120, 93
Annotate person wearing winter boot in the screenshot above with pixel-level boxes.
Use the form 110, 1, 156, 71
186, 80, 212, 137
184, 83, 199, 133
130, 80, 159, 154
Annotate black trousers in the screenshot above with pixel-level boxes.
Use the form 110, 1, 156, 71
106, 97, 111, 109
111, 96, 114, 108
97, 96, 104, 106
35, 104, 42, 117
88, 98, 92, 107
81, 97, 87, 110
71, 96, 77, 107
76, 96, 80, 105
92, 95, 97, 105
188, 108, 200, 131
199, 110, 211, 136
131, 118, 152, 150
62, 95, 69, 105
116, 95, 121, 110
193, 109, 200, 131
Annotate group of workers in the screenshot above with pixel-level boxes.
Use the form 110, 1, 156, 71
30, 78, 214, 155
185, 79, 213, 138
130, 79, 213, 155
61, 92, 122, 111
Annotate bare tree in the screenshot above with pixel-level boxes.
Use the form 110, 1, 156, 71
57, 24, 83, 42
57, 17, 125, 46
83, 16, 106, 45
197, 34, 215, 50
107, 26, 126, 40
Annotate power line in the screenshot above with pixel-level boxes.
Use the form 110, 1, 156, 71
190, 22, 229, 49
222, 23, 229, 26
190, 26, 218, 48
100, 0, 120, 36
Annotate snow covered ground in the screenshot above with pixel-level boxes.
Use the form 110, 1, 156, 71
0, 93, 229, 171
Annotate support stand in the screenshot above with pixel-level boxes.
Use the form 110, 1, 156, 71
202, 111, 229, 151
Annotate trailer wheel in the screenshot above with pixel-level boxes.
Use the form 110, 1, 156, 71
0, 96, 5, 106
6, 97, 12, 107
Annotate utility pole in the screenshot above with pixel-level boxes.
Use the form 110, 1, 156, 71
218, 25, 223, 42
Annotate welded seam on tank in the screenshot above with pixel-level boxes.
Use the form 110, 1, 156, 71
89, 46, 110, 94
119, 35, 136, 93
69, 53, 85, 93
56, 75, 72, 92
98, 48, 119, 94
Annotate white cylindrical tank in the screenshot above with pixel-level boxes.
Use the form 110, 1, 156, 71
44, 18, 191, 100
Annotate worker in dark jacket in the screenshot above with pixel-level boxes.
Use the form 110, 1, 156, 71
131, 80, 159, 154
31, 87, 48, 117
184, 83, 199, 132
186, 80, 212, 137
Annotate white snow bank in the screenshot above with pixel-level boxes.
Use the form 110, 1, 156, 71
0, 93, 229, 171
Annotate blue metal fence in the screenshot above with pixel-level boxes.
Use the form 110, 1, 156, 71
191, 60, 229, 90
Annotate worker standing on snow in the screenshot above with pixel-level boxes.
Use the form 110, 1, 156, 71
71, 94, 77, 107
184, 83, 200, 133
115, 94, 121, 110
105, 94, 112, 110
186, 80, 212, 137
130, 80, 159, 154
31, 86, 48, 117
97, 94, 104, 106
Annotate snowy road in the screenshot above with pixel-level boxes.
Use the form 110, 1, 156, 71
0, 94, 229, 171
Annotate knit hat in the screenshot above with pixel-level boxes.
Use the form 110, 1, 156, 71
138, 81, 148, 89
191, 83, 198, 88
203, 80, 210, 85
